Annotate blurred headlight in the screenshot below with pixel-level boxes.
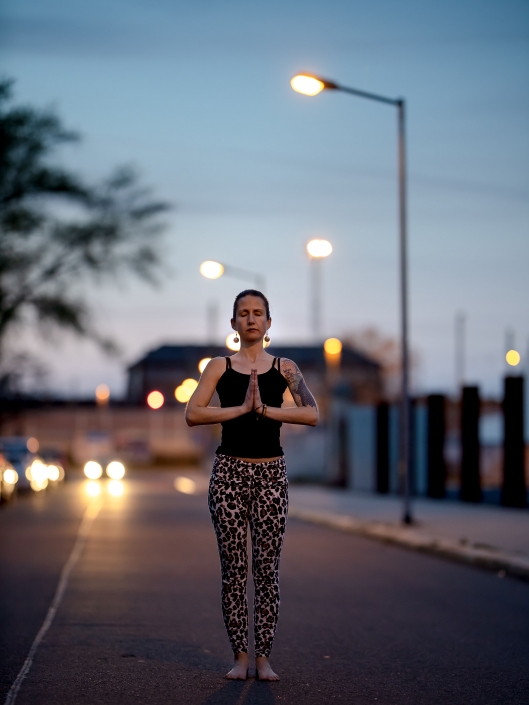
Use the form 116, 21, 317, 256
47, 465, 60, 482
3, 468, 18, 485
106, 461, 125, 480
84, 461, 103, 480
31, 461, 48, 483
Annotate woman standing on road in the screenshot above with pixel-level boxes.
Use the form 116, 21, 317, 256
186, 290, 318, 681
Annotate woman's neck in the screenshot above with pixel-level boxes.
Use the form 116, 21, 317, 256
237, 341, 269, 363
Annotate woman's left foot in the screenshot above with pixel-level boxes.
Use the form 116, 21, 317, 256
255, 657, 279, 681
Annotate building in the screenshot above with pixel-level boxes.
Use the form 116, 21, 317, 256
126, 343, 382, 408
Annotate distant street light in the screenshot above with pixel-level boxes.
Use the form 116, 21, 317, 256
95, 383, 110, 406
506, 350, 521, 367
306, 239, 332, 341
200, 260, 266, 291
291, 72, 413, 525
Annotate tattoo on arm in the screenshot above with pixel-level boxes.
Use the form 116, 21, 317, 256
281, 360, 317, 408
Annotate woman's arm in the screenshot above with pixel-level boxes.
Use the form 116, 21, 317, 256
255, 359, 319, 426
185, 359, 255, 426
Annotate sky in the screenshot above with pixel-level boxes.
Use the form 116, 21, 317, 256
1, 0, 528, 399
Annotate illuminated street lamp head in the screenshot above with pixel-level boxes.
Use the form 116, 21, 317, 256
200, 260, 224, 279
307, 239, 333, 258
506, 349, 521, 366
291, 74, 326, 96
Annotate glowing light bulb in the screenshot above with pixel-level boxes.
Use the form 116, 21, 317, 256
307, 239, 332, 258
291, 75, 325, 96
200, 261, 224, 279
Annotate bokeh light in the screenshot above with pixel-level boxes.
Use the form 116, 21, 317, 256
147, 391, 164, 409
106, 461, 125, 480
95, 383, 110, 404
84, 461, 103, 480
85, 481, 101, 497
30, 478, 48, 491
198, 357, 212, 374
26, 437, 39, 453
174, 477, 197, 494
291, 75, 325, 96
175, 378, 199, 403
47, 465, 61, 482
3, 468, 18, 485
307, 239, 333, 258
108, 480, 124, 496
506, 349, 521, 366
200, 260, 224, 279
29, 460, 49, 483
226, 333, 240, 351
324, 338, 343, 355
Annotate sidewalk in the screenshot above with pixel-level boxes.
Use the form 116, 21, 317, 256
288, 485, 529, 581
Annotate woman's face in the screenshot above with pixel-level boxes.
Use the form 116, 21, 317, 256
232, 295, 271, 343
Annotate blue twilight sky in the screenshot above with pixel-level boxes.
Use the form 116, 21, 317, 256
1, 0, 528, 399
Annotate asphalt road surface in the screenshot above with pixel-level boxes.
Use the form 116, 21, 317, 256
1, 471, 528, 705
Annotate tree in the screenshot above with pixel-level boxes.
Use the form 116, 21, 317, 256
0, 78, 170, 393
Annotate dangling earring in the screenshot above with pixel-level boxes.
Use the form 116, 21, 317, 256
264, 329, 270, 343
233, 332, 239, 343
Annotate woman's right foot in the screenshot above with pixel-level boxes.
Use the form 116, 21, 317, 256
225, 653, 249, 680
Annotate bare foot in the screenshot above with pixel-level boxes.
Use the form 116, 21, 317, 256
255, 656, 279, 681
225, 652, 249, 680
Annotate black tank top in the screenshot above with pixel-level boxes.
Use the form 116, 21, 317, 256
216, 357, 288, 458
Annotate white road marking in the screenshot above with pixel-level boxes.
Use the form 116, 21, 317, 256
4, 498, 104, 705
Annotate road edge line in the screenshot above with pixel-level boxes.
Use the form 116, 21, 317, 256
4, 499, 104, 705
288, 507, 529, 582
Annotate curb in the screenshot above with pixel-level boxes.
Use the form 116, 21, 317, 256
288, 507, 529, 582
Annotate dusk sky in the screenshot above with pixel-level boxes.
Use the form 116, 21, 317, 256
2, 0, 528, 399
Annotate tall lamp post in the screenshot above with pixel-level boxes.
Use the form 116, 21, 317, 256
291, 73, 412, 525
306, 238, 332, 342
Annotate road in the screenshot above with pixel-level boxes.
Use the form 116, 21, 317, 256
1, 471, 528, 705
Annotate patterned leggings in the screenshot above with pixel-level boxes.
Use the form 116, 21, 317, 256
208, 453, 289, 657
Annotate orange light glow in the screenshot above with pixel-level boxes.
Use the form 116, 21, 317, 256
147, 391, 164, 409
175, 378, 199, 404
198, 357, 212, 374
324, 338, 342, 355
95, 383, 110, 404
27, 437, 39, 453
226, 333, 240, 351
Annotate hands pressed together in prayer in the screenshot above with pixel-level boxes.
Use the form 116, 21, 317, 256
241, 369, 265, 415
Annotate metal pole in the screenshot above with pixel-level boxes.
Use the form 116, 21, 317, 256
397, 99, 412, 524
311, 257, 321, 342
455, 311, 466, 391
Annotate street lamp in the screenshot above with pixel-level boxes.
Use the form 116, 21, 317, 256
200, 260, 266, 292
306, 239, 332, 341
291, 72, 412, 525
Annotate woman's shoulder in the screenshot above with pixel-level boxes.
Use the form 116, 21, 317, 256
278, 357, 299, 374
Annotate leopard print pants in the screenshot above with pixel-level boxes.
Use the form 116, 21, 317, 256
208, 453, 289, 658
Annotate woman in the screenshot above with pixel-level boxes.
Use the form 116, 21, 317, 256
186, 289, 318, 681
